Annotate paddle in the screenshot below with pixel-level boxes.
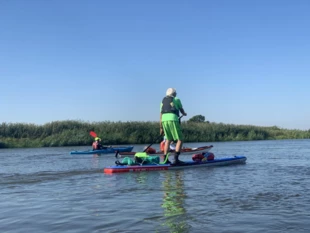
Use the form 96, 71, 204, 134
89, 131, 110, 150
143, 133, 164, 152
89, 131, 97, 138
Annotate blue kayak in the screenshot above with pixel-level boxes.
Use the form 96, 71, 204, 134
70, 146, 134, 155
104, 155, 247, 173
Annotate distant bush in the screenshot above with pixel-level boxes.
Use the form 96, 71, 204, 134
0, 120, 309, 148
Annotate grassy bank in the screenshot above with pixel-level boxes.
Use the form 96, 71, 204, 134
0, 120, 310, 148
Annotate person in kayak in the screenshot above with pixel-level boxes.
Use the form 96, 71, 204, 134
92, 137, 105, 150
160, 88, 187, 164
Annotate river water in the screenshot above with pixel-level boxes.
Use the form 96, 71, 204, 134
1, 139, 310, 233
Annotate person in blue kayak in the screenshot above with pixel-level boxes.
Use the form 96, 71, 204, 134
160, 88, 187, 164
92, 137, 104, 150
92, 137, 111, 150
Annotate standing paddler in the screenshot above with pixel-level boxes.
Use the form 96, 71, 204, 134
160, 88, 187, 164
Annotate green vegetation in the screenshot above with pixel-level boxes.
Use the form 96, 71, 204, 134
188, 114, 206, 123
0, 119, 310, 148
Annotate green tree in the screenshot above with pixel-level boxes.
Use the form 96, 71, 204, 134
188, 115, 205, 123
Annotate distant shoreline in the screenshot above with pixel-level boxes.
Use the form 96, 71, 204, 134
1, 120, 309, 148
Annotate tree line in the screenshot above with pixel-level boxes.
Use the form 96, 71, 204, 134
0, 117, 310, 148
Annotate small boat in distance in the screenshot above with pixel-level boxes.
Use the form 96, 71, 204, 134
70, 146, 134, 155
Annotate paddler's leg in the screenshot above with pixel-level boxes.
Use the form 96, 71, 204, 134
172, 149, 185, 164
164, 139, 170, 156
175, 140, 182, 152
172, 121, 185, 165
162, 121, 172, 164
163, 139, 171, 164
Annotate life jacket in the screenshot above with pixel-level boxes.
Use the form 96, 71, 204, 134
161, 96, 178, 115
92, 141, 99, 150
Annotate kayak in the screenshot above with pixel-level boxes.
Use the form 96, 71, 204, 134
104, 155, 247, 173
118, 145, 213, 157
70, 146, 134, 155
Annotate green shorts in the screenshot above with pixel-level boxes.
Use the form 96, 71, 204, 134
162, 121, 183, 141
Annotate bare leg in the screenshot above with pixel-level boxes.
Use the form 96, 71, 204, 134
164, 140, 171, 155
164, 140, 172, 163
175, 140, 183, 152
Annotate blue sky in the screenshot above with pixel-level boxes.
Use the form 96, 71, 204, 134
1, 0, 310, 130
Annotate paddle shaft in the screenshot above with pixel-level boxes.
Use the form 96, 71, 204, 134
143, 134, 163, 152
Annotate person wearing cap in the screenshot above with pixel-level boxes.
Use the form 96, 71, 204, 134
92, 137, 103, 150
160, 88, 187, 164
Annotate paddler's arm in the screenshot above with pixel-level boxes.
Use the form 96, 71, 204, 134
160, 113, 164, 135
180, 108, 187, 116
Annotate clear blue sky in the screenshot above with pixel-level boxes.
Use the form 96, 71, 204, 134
1, 0, 310, 130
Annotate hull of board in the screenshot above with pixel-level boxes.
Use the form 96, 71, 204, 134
118, 145, 213, 157
104, 155, 246, 173
70, 146, 134, 155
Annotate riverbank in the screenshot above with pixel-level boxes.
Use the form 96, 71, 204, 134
1, 120, 310, 148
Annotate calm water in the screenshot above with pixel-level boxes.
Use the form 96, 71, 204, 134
1, 140, 310, 233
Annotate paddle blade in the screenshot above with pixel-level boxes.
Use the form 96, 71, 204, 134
90, 131, 97, 138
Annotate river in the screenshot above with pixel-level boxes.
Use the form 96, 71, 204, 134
1, 139, 310, 233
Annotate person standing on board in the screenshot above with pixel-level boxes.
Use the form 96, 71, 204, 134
160, 88, 187, 164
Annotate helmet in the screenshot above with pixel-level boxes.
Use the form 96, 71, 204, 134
166, 88, 176, 96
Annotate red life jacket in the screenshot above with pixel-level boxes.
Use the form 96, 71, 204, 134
92, 141, 99, 150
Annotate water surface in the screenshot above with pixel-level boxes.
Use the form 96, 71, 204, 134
1, 140, 310, 232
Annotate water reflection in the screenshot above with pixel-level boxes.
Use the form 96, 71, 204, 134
135, 172, 148, 184
161, 171, 189, 233
91, 154, 107, 169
